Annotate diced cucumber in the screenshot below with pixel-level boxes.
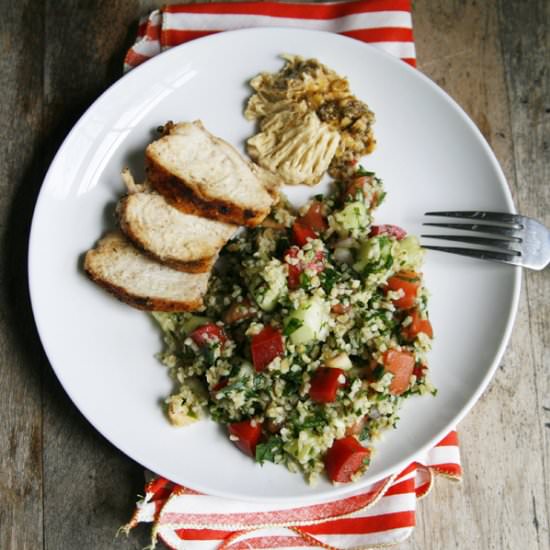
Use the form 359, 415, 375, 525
353, 236, 394, 274
396, 235, 425, 271
285, 295, 330, 345
334, 201, 370, 235
253, 283, 279, 312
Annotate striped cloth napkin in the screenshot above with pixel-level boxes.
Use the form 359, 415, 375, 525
122, 2, 462, 548
123, 433, 461, 549
124, 0, 417, 72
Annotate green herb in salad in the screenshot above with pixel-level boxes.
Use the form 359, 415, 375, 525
153, 168, 435, 485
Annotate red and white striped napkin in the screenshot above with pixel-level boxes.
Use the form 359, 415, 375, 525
122, 3, 462, 548
123, 433, 461, 549
124, 0, 417, 72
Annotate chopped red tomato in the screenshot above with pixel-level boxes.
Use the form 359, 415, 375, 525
413, 364, 426, 379
370, 224, 407, 240
284, 247, 325, 289
211, 378, 228, 393
386, 271, 421, 309
298, 201, 328, 233
343, 176, 368, 200
286, 263, 302, 289
284, 247, 302, 289
309, 367, 345, 403
310, 251, 325, 270
343, 175, 381, 206
292, 222, 317, 247
228, 420, 262, 457
190, 323, 226, 347
324, 436, 370, 483
383, 349, 415, 395
402, 309, 433, 341
250, 326, 284, 372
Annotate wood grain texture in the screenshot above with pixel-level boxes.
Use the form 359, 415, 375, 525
497, 2, 550, 548
409, 1, 550, 549
0, 2, 45, 549
0, 1, 547, 549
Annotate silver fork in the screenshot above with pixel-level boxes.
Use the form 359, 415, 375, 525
421, 211, 550, 270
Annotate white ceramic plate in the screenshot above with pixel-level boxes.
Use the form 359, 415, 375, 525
28, 28, 520, 503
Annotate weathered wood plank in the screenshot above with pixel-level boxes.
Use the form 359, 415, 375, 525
0, 2, 46, 549
497, 1, 550, 548
406, 1, 550, 549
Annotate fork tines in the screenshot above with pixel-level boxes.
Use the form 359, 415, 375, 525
421, 210, 524, 265
424, 210, 523, 226
423, 222, 521, 238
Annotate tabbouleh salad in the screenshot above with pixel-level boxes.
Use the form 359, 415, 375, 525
153, 168, 435, 484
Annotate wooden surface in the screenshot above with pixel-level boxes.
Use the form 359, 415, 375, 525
0, 1, 548, 549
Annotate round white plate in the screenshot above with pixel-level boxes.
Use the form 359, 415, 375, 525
29, 28, 520, 502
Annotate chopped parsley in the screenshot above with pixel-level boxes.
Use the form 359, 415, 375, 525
372, 365, 385, 381
299, 272, 311, 289
284, 318, 303, 336
320, 268, 340, 292
356, 166, 375, 177
255, 436, 283, 464
359, 424, 371, 441
292, 407, 328, 432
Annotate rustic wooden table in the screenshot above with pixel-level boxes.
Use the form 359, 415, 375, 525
1, 1, 548, 549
